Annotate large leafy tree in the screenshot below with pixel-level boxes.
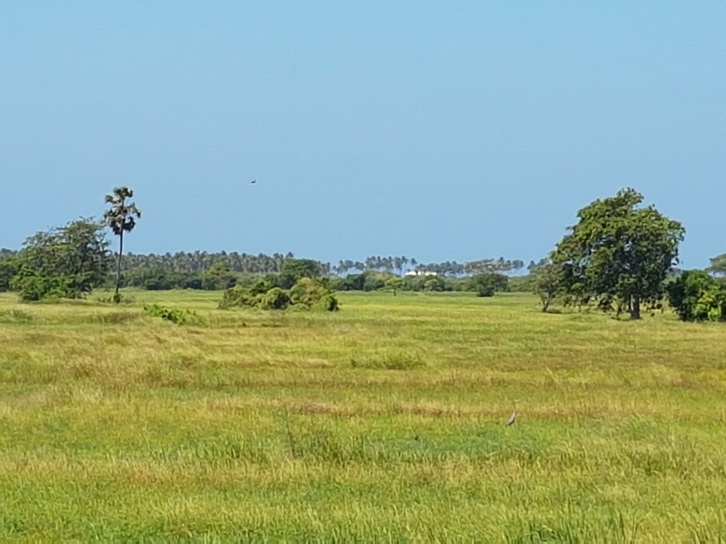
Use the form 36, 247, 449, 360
12, 219, 110, 301
552, 188, 684, 319
104, 187, 141, 303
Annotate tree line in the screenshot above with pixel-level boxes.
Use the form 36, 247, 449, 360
0, 245, 524, 297
1, 185, 725, 321
0, 186, 524, 298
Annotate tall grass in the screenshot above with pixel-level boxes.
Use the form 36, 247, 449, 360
1, 290, 725, 541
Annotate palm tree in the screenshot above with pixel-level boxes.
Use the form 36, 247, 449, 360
103, 186, 141, 303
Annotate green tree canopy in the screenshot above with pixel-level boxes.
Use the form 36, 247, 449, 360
12, 219, 110, 301
279, 258, 322, 289
552, 188, 684, 319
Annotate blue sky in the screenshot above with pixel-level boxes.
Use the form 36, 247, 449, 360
1, 2, 724, 268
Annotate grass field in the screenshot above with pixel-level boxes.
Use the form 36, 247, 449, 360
1, 290, 726, 542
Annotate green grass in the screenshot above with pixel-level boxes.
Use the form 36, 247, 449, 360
1, 289, 726, 541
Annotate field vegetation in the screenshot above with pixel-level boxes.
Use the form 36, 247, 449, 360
2, 290, 726, 541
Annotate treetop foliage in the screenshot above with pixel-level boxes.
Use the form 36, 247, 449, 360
103, 186, 141, 236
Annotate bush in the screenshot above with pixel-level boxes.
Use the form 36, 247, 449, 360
250, 279, 274, 295
219, 286, 259, 309
362, 272, 386, 292
666, 270, 726, 322
260, 287, 291, 310
423, 276, 446, 292
470, 273, 509, 297
143, 304, 207, 326
12, 273, 67, 302
337, 273, 366, 291
219, 277, 338, 312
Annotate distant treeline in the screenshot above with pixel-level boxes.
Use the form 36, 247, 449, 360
0, 248, 527, 295
118, 253, 525, 294
119, 252, 523, 278
5, 186, 726, 321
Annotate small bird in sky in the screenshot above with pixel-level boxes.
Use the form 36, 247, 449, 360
250, 180, 256, 184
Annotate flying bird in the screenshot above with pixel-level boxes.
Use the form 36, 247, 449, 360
250, 180, 256, 184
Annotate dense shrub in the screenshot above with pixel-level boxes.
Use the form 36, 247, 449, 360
219, 286, 259, 309
423, 276, 446, 292
666, 270, 726, 322
11, 273, 68, 301
260, 288, 291, 310
470, 273, 509, 297
143, 303, 207, 326
219, 277, 338, 312
290, 277, 339, 311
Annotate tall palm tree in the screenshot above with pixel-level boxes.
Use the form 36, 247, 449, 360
103, 186, 141, 303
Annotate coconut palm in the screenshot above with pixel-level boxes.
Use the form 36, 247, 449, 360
103, 186, 141, 303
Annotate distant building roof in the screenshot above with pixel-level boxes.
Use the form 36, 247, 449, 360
405, 270, 438, 277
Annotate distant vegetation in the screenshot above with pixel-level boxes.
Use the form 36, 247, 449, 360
1, 186, 725, 321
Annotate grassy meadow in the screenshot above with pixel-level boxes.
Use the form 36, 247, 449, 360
1, 289, 726, 542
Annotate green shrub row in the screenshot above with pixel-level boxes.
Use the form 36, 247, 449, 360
219, 277, 338, 312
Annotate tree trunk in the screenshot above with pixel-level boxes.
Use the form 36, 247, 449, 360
630, 295, 641, 320
114, 231, 124, 303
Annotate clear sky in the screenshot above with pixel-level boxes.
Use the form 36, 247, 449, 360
1, 2, 724, 268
